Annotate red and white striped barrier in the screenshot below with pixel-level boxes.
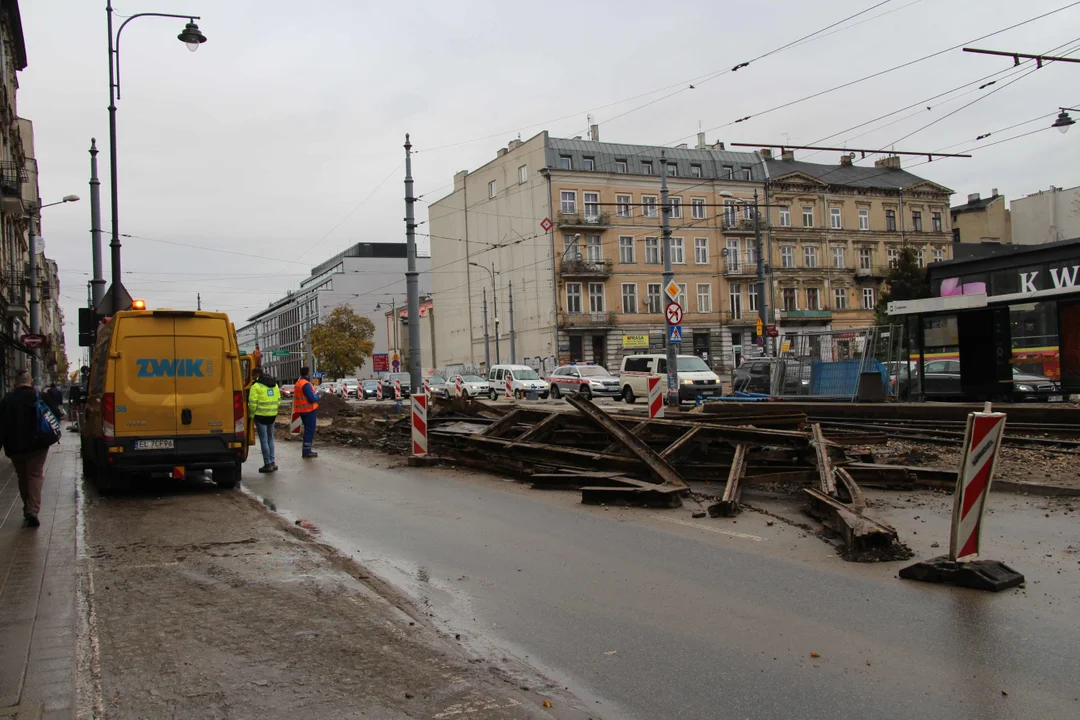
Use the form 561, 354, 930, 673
376, 383, 383, 401
455, 377, 464, 398
647, 376, 664, 419
394, 379, 402, 400
505, 374, 513, 399
423, 377, 431, 396
411, 392, 428, 456
289, 409, 302, 434
950, 411, 1007, 560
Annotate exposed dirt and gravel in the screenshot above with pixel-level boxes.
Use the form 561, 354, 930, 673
80, 478, 591, 719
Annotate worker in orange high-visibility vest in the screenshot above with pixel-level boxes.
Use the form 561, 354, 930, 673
293, 366, 320, 458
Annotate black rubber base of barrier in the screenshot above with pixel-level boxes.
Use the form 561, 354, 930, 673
899, 555, 1025, 592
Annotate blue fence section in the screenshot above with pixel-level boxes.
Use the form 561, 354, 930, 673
808, 358, 888, 398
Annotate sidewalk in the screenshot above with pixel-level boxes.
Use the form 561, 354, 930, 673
0, 438, 79, 720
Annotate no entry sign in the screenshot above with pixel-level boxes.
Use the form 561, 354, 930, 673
950, 412, 1007, 561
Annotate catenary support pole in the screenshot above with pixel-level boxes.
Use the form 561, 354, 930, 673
492, 262, 500, 365
404, 134, 422, 391
508, 280, 516, 363
753, 189, 768, 356
28, 224, 40, 385
89, 139, 105, 309
482, 287, 491, 370
661, 150, 678, 406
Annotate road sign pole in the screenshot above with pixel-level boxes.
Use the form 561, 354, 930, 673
660, 150, 678, 407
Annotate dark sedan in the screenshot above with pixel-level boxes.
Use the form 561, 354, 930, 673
896, 360, 1062, 402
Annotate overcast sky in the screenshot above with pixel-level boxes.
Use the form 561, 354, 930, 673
17, 0, 1080, 362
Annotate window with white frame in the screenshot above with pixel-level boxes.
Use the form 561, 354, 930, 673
586, 234, 602, 263
932, 211, 943, 233
563, 233, 580, 260
912, 211, 923, 233
781, 246, 795, 268
588, 283, 605, 313
691, 164, 702, 178
782, 287, 797, 311
518, 165, 528, 184
887, 246, 900, 268
616, 194, 632, 217
779, 206, 791, 227
641, 162, 653, 175
728, 284, 741, 319
834, 288, 848, 309
804, 245, 819, 268
645, 237, 660, 264
806, 287, 820, 311
691, 198, 706, 220
727, 238, 740, 270
858, 208, 869, 230
619, 236, 634, 264
646, 283, 662, 313
559, 156, 572, 170
802, 206, 814, 227
933, 247, 945, 263
748, 284, 758, 311
642, 196, 658, 218
560, 191, 576, 214
746, 243, 757, 267
885, 209, 897, 232
697, 283, 713, 313
670, 197, 682, 219
566, 283, 582, 313
667, 163, 678, 177
615, 160, 627, 173
670, 237, 685, 264
723, 201, 738, 227
488, 180, 497, 198
742, 167, 752, 180
916, 248, 925, 268
583, 157, 595, 171
583, 192, 600, 219
676, 283, 687, 308
862, 287, 876, 309
695, 237, 709, 264
832, 246, 845, 269
830, 207, 842, 229
743, 203, 754, 221
860, 247, 873, 269
722, 165, 734, 179
622, 283, 637, 313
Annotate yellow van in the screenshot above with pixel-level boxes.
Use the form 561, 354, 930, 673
81, 309, 253, 490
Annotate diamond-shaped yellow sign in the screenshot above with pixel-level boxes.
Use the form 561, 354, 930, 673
664, 280, 680, 301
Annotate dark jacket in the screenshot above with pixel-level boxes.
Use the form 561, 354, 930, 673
44, 386, 64, 417
0, 386, 48, 456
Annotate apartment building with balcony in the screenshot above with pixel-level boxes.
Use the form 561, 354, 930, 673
428, 130, 768, 373
764, 152, 954, 339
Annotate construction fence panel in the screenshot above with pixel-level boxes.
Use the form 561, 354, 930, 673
772, 326, 902, 401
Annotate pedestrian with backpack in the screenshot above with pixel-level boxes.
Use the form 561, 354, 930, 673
247, 367, 281, 473
0, 370, 62, 527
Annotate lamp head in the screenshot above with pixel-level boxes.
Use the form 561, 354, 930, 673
177, 21, 207, 52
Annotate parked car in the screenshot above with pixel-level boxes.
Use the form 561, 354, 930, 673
360, 379, 380, 399
486, 365, 549, 400
381, 372, 412, 399
896, 360, 1062, 402
445, 373, 489, 398
426, 376, 449, 398
549, 364, 621, 400
732, 357, 812, 396
280, 384, 295, 399
341, 378, 360, 398
318, 381, 338, 396
619, 354, 721, 403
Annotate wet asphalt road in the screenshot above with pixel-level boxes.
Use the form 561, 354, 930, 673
244, 445, 1080, 720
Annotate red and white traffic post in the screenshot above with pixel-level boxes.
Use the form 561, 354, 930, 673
376, 382, 383, 401
394, 379, 402, 400
900, 408, 1024, 591
647, 376, 664, 419
423, 377, 431, 396
289, 410, 302, 435
455, 377, 464, 398
505, 373, 513, 400
411, 392, 428, 456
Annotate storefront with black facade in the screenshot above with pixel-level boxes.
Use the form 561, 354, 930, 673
889, 237, 1080, 398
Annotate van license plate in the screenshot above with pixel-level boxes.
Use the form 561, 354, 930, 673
135, 439, 174, 450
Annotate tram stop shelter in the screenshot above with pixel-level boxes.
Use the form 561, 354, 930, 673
888, 237, 1080, 400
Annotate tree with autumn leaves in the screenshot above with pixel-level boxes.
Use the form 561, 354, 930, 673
310, 306, 376, 378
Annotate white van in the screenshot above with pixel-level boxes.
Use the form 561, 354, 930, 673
618, 354, 721, 404
487, 364, 550, 400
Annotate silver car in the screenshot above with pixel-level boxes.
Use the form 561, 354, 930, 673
445, 374, 490, 398
549, 364, 621, 400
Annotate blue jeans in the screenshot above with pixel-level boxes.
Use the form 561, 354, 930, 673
255, 420, 275, 466
300, 411, 317, 455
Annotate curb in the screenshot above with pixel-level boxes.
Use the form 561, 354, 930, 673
993, 480, 1080, 497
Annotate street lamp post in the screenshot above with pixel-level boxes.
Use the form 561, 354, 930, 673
470, 262, 499, 364
660, 151, 679, 406
99, 2, 207, 316
29, 196, 80, 385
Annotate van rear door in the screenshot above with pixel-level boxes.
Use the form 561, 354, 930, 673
173, 316, 233, 437
113, 314, 177, 437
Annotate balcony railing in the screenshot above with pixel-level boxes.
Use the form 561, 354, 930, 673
558, 211, 611, 227
559, 257, 613, 276
0, 161, 26, 198
722, 216, 764, 232
723, 251, 759, 275
560, 311, 618, 327
855, 265, 889, 279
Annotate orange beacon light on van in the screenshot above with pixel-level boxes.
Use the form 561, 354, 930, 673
131, 299, 147, 310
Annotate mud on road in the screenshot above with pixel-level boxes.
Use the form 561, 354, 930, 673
79, 477, 591, 719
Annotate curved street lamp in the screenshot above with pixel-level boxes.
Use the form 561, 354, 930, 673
100, 3, 207, 315
1052, 108, 1078, 134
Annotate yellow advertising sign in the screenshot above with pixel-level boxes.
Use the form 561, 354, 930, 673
622, 334, 650, 349
780, 341, 791, 353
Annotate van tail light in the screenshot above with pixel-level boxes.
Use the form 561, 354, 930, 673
103, 393, 116, 441
233, 391, 245, 436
